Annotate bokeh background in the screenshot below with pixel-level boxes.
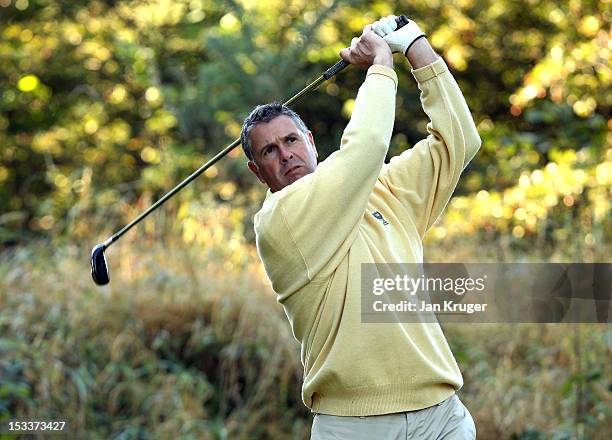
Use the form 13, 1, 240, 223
0, 0, 610, 438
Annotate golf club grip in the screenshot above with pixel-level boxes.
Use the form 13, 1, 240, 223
322, 15, 410, 80
323, 60, 348, 80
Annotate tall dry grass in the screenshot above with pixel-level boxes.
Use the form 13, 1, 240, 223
1, 235, 610, 439
1, 240, 308, 439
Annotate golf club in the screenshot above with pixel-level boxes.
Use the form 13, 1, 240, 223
91, 15, 410, 285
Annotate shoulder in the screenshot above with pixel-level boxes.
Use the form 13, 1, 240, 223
253, 173, 315, 233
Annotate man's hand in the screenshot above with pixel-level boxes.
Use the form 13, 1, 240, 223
339, 25, 393, 70
372, 15, 438, 69
372, 15, 426, 56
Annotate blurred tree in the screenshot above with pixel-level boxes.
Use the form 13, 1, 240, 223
0, 0, 609, 252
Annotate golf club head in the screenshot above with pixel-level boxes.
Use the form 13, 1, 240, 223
91, 244, 110, 285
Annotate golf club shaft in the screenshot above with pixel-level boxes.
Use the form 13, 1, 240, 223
99, 12, 413, 249
101, 72, 340, 249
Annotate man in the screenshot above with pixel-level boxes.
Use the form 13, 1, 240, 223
240, 15, 481, 439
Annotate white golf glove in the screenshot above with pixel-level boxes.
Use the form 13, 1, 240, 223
372, 15, 426, 55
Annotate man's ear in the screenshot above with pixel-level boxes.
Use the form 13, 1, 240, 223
248, 160, 266, 184
307, 131, 318, 158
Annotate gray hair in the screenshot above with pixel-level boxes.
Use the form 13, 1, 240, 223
240, 102, 309, 162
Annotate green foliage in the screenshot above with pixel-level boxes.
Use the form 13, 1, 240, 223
0, 0, 609, 249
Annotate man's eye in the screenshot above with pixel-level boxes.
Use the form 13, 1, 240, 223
288, 137, 296, 143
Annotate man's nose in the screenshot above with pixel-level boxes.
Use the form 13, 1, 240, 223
279, 146, 293, 162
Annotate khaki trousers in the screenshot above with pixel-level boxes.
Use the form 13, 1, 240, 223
310, 394, 476, 440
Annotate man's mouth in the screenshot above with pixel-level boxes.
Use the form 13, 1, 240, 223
284, 165, 302, 176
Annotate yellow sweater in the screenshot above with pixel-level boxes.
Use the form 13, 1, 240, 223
254, 58, 481, 416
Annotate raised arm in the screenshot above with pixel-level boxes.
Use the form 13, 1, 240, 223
255, 27, 397, 295
374, 18, 481, 238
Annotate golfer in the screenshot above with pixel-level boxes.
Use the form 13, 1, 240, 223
240, 14, 481, 439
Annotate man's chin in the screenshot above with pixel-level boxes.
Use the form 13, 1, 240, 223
282, 169, 311, 187
286, 173, 305, 185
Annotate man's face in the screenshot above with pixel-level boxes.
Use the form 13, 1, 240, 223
247, 115, 318, 192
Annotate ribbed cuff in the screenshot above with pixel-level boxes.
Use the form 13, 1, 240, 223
310, 382, 457, 416
366, 64, 398, 90
411, 57, 448, 83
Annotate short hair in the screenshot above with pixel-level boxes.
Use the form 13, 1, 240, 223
240, 102, 309, 162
